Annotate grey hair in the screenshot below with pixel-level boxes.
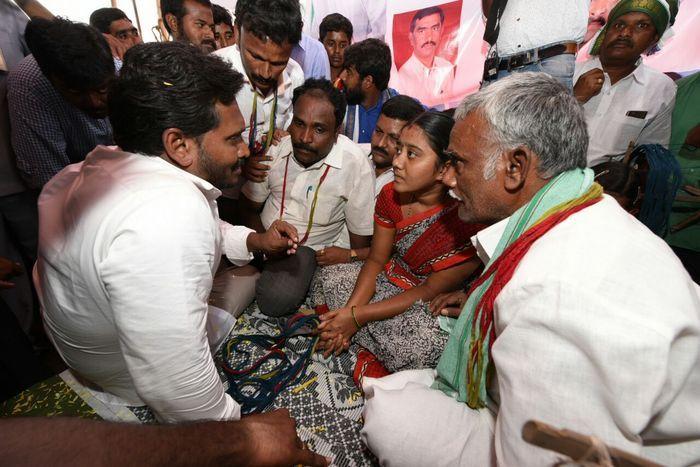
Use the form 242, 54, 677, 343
454, 72, 588, 179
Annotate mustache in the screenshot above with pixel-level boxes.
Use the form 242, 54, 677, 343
371, 146, 388, 157
611, 37, 633, 47
251, 74, 276, 86
421, 41, 437, 48
293, 142, 318, 155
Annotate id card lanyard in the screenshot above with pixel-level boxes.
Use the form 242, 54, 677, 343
248, 87, 278, 154
279, 154, 332, 245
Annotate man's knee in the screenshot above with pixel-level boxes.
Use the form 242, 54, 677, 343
256, 246, 317, 317
209, 265, 260, 318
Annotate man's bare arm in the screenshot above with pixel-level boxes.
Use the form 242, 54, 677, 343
482, 0, 494, 17
348, 232, 372, 250
0, 410, 327, 467
238, 194, 267, 234
13, 0, 53, 19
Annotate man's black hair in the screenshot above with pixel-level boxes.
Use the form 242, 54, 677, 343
292, 78, 346, 128
160, 0, 212, 34
89, 7, 130, 34
25, 17, 114, 91
410, 6, 445, 32
212, 4, 232, 27
109, 42, 244, 156
342, 39, 392, 91
236, 0, 302, 46
319, 13, 353, 42
381, 95, 424, 122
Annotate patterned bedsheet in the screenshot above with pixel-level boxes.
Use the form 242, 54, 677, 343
0, 304, 376, 466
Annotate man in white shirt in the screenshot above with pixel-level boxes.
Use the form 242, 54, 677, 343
305, 0, 386, 43
361, 72, 700, 465
212, 0, 304, 211
573, 0, 677, 167
36, 42, 299, 423
481, 0, 589, 89
370, 95, 424, 198
395, 6, 455, 109
241, 79, 375, 317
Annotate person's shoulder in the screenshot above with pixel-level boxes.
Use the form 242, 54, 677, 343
264, 136, 293, 167
434, 56, 454, 68
398, 55, 415, 73
640, 63, 677, 94
526, 196, 686, 280
212, 45, 243, 68
378, 181, 396, 200
8, 55, 46, 89
285, 57, 305, 88
337, 134, 369, 160
573, 56, 600, 77
676, 71, 700, 90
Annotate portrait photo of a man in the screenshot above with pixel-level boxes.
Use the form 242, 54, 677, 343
393, 3, 460, 108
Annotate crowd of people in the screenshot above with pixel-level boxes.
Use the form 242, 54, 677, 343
0, 0, 698, 465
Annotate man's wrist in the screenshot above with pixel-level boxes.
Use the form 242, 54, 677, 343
246, 232, 263, 254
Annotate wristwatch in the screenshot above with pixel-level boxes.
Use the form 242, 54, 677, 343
349, 249, 359, 262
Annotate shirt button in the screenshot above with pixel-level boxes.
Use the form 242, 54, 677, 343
516, 17, 520, 21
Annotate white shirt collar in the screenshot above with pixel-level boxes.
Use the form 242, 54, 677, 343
281, 135, 346, 171
471, 216, 510, 265
132, 149, 222, 200
588, 56, 648, 86
223, 45, 293, 102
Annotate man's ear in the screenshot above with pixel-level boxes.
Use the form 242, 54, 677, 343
502, 146, 532, 192
162, 128, 197, 169
165, 13, 179, 39
362, 74, 375, 91
333, 123, 341, 141
234, 23, 242, 46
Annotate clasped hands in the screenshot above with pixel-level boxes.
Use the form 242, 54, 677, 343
316, 306, 357, 358
247, 220, 299, 257
316, 290, 468, 358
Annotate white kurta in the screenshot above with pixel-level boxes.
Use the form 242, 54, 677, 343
36, 146, 254, 423
575, 57, 677, 167
241, 135, 375, 250
362, 195, 700, 466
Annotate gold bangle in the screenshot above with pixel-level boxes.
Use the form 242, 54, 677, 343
351, 305, 362, 330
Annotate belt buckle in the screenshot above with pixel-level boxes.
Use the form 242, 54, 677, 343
508, 54, 522, 71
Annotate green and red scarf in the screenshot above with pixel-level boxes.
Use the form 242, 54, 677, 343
434, 168, 604, 409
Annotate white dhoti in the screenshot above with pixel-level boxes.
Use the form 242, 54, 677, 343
361, 369, 496, 466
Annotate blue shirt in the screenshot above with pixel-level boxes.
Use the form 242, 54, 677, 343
357, 99, 383, 144
7, 55, 113, 189
344, 88, 399, 144
290, 33, 331, 80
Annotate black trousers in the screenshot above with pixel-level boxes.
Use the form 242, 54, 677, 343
0, 297, 50, 401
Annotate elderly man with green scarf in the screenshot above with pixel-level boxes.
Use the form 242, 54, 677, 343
573, 0, 678, 167
359, 72, 700, 466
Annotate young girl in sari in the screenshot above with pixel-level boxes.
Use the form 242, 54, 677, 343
311, 111, 483, 372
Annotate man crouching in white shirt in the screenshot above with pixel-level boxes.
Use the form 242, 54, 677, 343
35, 42, 301, 424
240, 78, 375, 317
